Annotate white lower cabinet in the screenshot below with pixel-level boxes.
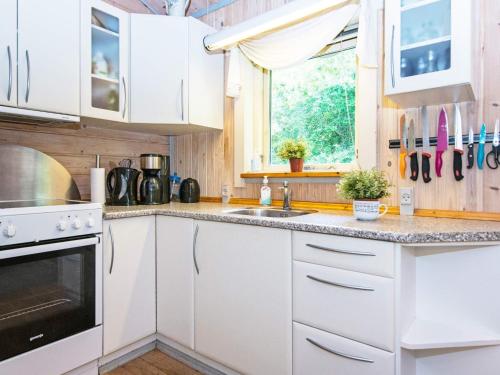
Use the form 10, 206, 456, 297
102, 217, 156, 355
293, 260, 395, 351
194, 221, 292, 375
156, 216, 195, 349
293, 322, 395, 375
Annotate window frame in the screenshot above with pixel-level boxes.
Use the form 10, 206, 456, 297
262, 30, 359, 172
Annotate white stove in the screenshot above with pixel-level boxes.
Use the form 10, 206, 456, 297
0, 198, 103, 375
0, 199, 102, 247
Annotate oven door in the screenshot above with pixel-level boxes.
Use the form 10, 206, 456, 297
0, 236, 102, 362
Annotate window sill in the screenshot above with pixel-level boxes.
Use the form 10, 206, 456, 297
240, 171, 345, 179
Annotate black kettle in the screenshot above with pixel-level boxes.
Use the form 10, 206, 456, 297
107, 167, 140, 206
180, 178, 200, 203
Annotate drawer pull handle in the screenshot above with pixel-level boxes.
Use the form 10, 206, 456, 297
306, 244, 375, 256
306, 275, 374, 292
306, 338, 374, 364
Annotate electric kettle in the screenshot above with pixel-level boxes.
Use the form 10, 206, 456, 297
106, 167, 140, 206
179, 178, 200, 203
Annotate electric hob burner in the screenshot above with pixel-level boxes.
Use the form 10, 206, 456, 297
0, 199, 87, 209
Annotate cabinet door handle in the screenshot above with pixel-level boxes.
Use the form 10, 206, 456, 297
306, 274, 374, 291
6, 46, 12, 101
25, 50, 31, 103
193, 224, 199, 274
108, 225, 115, 274
122, 76, 127, 119
390, 24, 395, 88
306, 338, 374, 364
306, 243, 375, 256
180, 79, 185, 122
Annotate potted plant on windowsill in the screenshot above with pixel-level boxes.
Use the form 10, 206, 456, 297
337, 169, 391, 221
277, 139, 309, 173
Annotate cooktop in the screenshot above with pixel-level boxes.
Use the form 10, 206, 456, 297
0, 199, 86, 209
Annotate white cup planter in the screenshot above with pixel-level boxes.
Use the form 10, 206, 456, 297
353, 200, 388, 221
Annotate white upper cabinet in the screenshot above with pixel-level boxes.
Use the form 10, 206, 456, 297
130, 15, 188, 125
384, 0, 476, 107
12, 0, 80, 115
194, 221, 292, 375
81, 0, 130, 122
130, 16, 223, 130
0, 0, 17, 108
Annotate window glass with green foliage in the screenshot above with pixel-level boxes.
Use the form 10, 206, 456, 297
270, 45, 356, 166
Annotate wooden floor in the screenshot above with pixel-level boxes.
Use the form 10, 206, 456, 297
107, 349, 201, 375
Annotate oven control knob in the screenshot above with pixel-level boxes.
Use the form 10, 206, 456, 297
86, 217, 95, 228
3, 224, 16, 238
57, 220, 68, 231
72, 218, 82, 230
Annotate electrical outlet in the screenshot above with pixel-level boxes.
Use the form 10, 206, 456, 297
400, 187, 414, 216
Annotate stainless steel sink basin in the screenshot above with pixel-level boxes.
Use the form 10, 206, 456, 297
229, 208, 317, 218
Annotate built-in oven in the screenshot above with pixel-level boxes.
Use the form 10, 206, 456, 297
0, 235, 102, 362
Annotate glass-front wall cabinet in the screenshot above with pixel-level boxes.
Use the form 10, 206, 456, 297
81, 0, 129, 122
385, 0, 475, 106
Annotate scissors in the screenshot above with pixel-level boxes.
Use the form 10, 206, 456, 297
486, 119, 500, 169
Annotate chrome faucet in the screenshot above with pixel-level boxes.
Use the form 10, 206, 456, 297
279, 181, 291, 210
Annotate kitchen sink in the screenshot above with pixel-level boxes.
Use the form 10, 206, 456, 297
228, 208, 317, 218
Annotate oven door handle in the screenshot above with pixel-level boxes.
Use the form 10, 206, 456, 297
0, 237, 99, 260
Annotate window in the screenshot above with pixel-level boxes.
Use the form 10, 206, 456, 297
267, 37, 357, 169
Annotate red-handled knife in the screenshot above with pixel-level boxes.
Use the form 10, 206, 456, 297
435, 108, 448, 177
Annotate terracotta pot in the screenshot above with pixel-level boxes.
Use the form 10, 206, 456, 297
289, 158, 304, 172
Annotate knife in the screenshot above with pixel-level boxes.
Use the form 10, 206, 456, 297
453, 104, 464, 181
421, 106, 432, 183
408, 118, 418, 181
435, 107, 448, 177
478, 123, 486, 170
467, 127, 474, 169
399, 114, 408, 179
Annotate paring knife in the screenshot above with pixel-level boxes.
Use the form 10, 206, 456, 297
453, 104, 464, 181
399, 114, 408, 179
435, 107, 448, 177
408, 118, 418, 181
467, 127, 474, 169
421, 106, 432, 183
478, 123, 486, 170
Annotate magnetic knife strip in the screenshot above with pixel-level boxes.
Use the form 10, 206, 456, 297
389, 132, 496, 149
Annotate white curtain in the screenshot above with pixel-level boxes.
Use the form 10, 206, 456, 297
238, 1, 359, 70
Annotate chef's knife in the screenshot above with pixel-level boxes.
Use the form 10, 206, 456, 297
435, 107, 448, 177
467, 127, 474, 169
421, 106, 432, 183
408, 118, 418, 181
399, 114, 408, 179
478, 123, 486, 170
453, 104, 464, 181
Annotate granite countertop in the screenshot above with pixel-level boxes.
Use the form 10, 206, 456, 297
103, 202, 500, 244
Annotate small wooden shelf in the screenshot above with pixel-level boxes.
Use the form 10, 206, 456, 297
401, 319, 500, 350
240, 171, 345, 179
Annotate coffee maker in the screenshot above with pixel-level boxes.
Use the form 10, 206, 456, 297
140, 154, 163, 205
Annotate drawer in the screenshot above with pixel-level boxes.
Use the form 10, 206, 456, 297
293, 232, 395, 277
293, 261, 394, 351
293, 322, 395, 375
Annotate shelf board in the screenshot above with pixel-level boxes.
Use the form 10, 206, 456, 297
91, 24, 119, 38
401, 35, 451, 52
240, 171, 345, 179
400, 0, 442, 13
401, 319, 500, 350
91, 74, 119, 84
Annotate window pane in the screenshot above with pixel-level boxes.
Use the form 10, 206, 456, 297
270, 47, 356, 165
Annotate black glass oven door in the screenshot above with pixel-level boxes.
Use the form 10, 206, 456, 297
0, 236, 97, 361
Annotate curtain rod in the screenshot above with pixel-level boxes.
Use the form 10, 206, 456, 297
203, 0, 357, 51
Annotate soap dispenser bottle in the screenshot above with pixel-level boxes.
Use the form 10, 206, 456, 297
260, 176, 271, 206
